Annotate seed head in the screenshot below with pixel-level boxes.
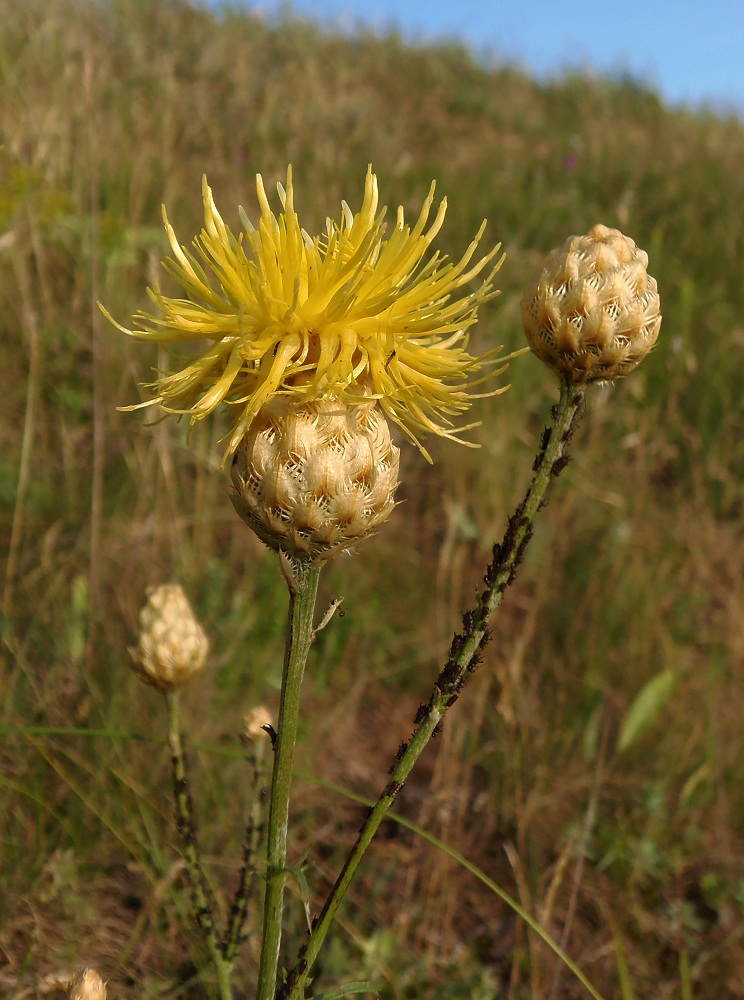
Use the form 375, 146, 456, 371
133, 584, 209, 692
231, 397, 399, 561
67, 969, 107, 1000
521, 224, 661, 383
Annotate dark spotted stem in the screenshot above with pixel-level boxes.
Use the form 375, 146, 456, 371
223, 736, 267, 964
281, 382, 585, 1000
257, 557, 322, 1000
166, 692, 234, 1000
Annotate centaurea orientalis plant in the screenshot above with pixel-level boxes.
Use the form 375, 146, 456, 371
106, 171, 660, 1000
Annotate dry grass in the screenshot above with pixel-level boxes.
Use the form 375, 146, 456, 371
2, 0, 744, 996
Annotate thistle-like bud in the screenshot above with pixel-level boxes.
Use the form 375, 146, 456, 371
243, 705, 273, 742
133, 584, 209, 692
67, 969, 107, 1000
521, 224, 661, 383
231, 397, 400, 562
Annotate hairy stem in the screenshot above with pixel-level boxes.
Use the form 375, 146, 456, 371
281, 382, 585, 1000
256, 558, 322, 1000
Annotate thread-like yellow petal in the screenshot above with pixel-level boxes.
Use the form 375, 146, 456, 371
106, 166, 508, 463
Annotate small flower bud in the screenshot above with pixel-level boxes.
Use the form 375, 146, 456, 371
133, 584, 209, 692
67, 968, 107, 1000
243, 705, 273, 742
231, 397, 400, 562
521, 224, 661, 383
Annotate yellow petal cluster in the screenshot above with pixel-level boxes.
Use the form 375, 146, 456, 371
108, 167, 506, 462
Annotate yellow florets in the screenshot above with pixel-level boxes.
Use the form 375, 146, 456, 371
105, 167, 506, 463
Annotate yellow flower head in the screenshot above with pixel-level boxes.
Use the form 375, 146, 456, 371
107, 166, 507, 462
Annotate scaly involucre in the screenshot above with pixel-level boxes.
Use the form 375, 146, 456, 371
109, 166, 506, 462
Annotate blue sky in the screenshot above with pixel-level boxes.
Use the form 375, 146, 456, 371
246, 0, 744, 113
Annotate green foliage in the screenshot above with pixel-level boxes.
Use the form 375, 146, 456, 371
617, 669, 676, 753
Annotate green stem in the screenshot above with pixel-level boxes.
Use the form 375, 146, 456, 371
166, 692, 233, 1000
256, 557, 322, 1000
281, 382, 585, 1000
223, 738, 268, 963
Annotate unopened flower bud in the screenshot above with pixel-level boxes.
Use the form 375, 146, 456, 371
67, 969, 107, 1000
133, 584, 209, 692
244, 705, 273, 742
231, 397, 400, 562
521, 224, 661, 383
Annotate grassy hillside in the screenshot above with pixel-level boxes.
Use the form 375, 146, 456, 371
2, 0, 744, 997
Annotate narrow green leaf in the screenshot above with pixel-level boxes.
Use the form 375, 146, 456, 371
610, 916, 635, 1000
309, 981, 379, 999
617, 669, 675, 753
285, 860, 311, 901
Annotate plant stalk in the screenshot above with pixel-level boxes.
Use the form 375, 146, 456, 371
223, 732, 269, 963
281, 382, 585, 1000
166, 692, 233, 1000
256, 557, 322, 1000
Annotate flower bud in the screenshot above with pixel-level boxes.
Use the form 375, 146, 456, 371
521, 224, 661, 383
67, 969, 107, 1000
231, 397, 400, 561
243, 705, 273, 742
133, 584, 209, 692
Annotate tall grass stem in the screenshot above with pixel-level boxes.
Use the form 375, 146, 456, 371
2, 255, 40, 627
84, 51, 105, 670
